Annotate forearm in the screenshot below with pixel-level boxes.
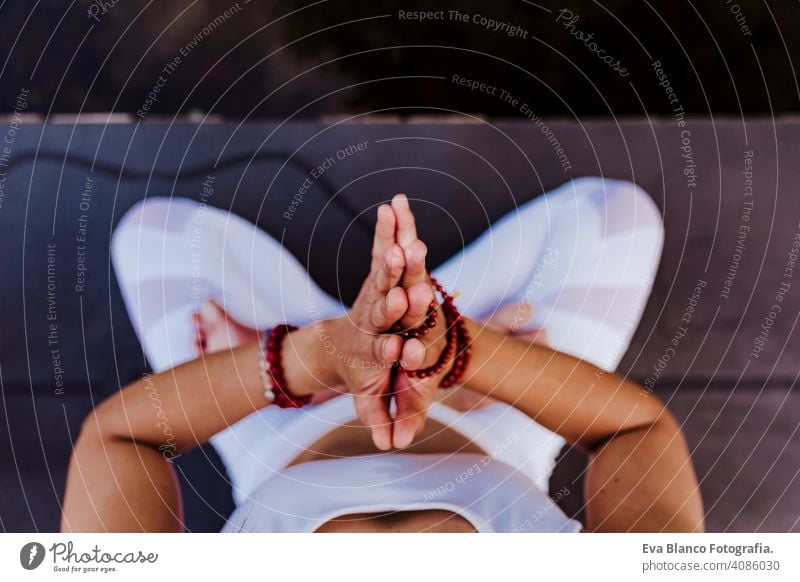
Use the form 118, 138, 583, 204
460, 319, 663, 449
62, 325, 334, 532
459, 318, 704, 531
89, 326, 333, 451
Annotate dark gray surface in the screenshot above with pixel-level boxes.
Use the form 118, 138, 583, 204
668, 387, 800, 532
0, 119, 798, 531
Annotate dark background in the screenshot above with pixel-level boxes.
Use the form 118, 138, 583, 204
1, 0, 798, 119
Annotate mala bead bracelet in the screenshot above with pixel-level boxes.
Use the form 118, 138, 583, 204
258, 324, 313, 409
396, 276, 471, 388
390, 301, 438, 339
260, 277, 472, 406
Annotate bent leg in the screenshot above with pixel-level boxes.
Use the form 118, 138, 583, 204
431, 178, 663, 491
111, 197, 346, 503
111, 197, 345, 372
523, 178, 663, 371
433, 177, 663, 371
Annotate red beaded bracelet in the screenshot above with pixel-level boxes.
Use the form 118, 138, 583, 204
258, 324, 313, 409
391, 301, 438, 339
397, 276, 471, 388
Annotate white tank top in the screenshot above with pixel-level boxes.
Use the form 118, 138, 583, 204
215, 396, 582, 533
222, 453, 581, 533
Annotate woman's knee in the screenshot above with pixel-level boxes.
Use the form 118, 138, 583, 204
598, 180, 665, 278
115, 196, 169, 232
112, 195, 201, 239
111, 197, 177, 269
568, 177, 664, 271
601, 179, 663, 236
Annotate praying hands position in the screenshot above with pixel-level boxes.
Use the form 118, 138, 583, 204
62, 192, 704, 533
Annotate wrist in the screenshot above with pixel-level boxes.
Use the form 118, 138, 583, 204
323, 315, 367, 387
281, 324, 337, 396
308, 318, 347, 388
423, 307, 449, 371
402, 277, 470, 388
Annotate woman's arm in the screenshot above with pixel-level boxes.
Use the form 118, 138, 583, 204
385, 195, 701, 531
459, 319, 704, 532
61, 220, 413, 532
61, 327, 336, 532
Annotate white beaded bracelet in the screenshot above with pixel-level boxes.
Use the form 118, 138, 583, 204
257, 329, 276, 405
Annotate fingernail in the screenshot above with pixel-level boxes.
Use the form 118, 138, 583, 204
375, 432, 391, 451
394, 432, 412, 449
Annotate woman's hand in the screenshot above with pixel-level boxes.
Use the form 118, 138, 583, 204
318, 205, 406, 450
320, 201, 441, 450
386, 194, 450, 448
319, 197, 449, 450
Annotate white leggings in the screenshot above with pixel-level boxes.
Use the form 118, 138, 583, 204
112, 177, 663, 502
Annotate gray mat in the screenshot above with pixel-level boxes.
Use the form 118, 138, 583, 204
0, 119, 798, 531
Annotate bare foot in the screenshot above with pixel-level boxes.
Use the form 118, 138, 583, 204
192, 299, 260, 355
482, 301, 550, 346
192, 299, 341, 405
